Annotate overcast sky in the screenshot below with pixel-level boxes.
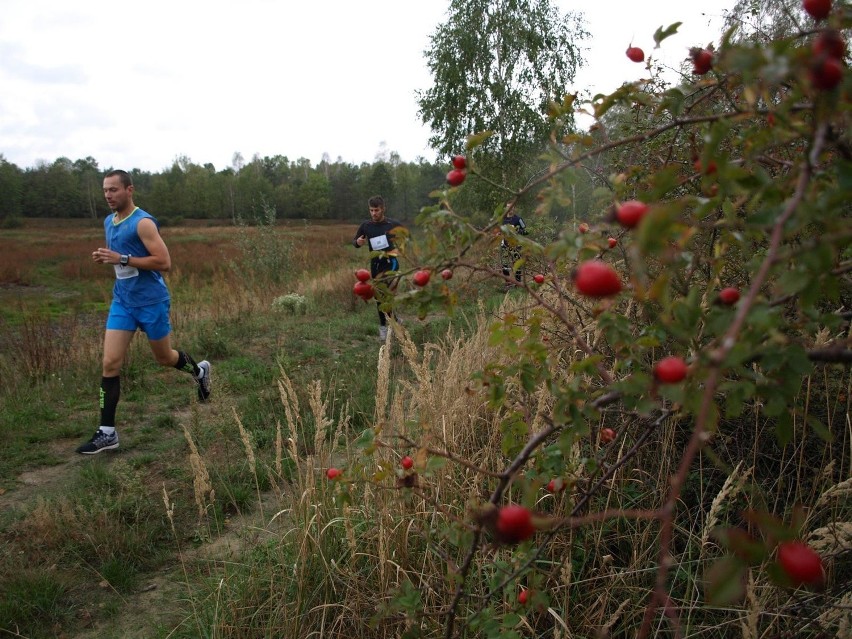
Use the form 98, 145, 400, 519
0, 0, 734, 173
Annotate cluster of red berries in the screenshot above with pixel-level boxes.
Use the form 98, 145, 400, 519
446, 155, 467, 186
690, 48, 714, 75
570, 202, 637, 295
810, 31, 845, 90
352, 268, 374, 300
800, 0, 844, 90
803, 0, 833, 21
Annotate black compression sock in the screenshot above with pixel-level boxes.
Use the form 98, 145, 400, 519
100, 375, 120, 427
175, 351, 200, 377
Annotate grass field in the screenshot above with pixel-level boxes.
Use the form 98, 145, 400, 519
0, 218, 489, 637
0, 219, 848, 638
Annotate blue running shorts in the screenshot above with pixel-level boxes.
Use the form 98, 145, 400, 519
106, 299, 172, 340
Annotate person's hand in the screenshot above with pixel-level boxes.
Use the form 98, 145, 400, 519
356, 235, 367, 247
93, 248, 114, 264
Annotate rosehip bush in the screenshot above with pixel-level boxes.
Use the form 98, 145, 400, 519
340, 8, 850, 639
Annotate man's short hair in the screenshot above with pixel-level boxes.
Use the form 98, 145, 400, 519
368, 195, 385, 209
105, 169, 133, 188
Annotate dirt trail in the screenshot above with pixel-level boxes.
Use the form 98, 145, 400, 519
72, 489, 287, 639
0, 438, 88, 513
2, 443, 282, 638
1, 402, 287, 638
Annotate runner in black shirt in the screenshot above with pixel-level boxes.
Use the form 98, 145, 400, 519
500, 201, 528, 286
353, 195, 405, 341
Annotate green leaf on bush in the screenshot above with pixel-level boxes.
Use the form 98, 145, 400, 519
466, 130, 494, 150
502, 613, 520, 627
806, 415, 831, 442
715, 527, 768, 565
775, 411, 793, 446
719, 380, 756, 418
657, 88, 686, 117
705, 555, 745, 605
634, 335, 662, 348
355, 428, 376, 451
777, 267, 811, 296
658, 382, 685, 405
501, 414, 528, 458
424, 455, 447, 473
835, 159, 852, 190
569, 354, 604, 374
654, 22, 682, 45
395, 580, 422, 611
722, 342, 754, 369
748, 205, 782, 226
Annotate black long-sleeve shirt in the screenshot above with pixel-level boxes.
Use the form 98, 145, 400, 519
353, 218, 403, 254
501, 213, 527, 247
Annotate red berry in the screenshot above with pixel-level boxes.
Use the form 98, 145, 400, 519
653, 356, 689, 384
578, 222, 589, 234
326, 468, 341, 480
355, 268, 371, 282
401, 456, 414, 470
813, 29, 847, 60
607, 237, 618, 249
694, 159, 718, 175
626, 46, 644, 63
447, 169, 466, 186
600, 427, 616, 444
413, 270, 431, 287
615, 200, 649, 228
691, 48, 713, 75
496, 504, 535, 543
441, 268, 453, 280
353, 281, 374, 300
803, 0, 832, 21
452, 155, 467, 170
518, 589, 529, 605
534, 274, 545, 284
574, 260, 622, 297
778, 541, 824, 586
547, 478, 565, 493
809, 56, 843, 91
719, 287, 740, 305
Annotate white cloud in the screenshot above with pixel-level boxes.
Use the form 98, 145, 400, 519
0, 0, 733, 172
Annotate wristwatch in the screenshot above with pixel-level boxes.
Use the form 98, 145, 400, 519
120, 254, 130, 266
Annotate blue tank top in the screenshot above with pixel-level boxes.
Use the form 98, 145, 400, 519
105, 208, 170, 308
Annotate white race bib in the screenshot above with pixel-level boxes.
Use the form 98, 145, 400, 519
369, 234, 390, 251
114, 265, 140, 280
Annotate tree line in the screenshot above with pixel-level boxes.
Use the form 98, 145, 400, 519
0, 152, 450, 225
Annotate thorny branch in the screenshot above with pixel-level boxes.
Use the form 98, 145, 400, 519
638, 121, 829, 639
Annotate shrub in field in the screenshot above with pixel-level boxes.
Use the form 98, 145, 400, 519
164, 8, 849, 639
272, 293, 307, 315
229, 199, 294, 286
330, 8, 852, 639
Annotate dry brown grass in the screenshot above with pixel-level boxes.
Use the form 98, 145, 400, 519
0, 220, 361, 393
175, 286, 851, 638
5, 221, 847, 638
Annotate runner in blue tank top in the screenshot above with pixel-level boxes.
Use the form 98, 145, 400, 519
76, 170, 212, 454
